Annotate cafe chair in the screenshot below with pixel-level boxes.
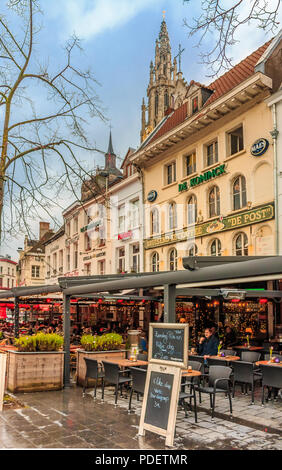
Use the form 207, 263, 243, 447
232, 361, 262, 404
194, 365, 233, 420
128, 367, 147, 412
102, 360, 132, 406
83, 358, 105, 399
207, 357, 228, 367
221, 349, 237, 357
178, 382, 198, 423
241, 351, 261, 363
261, 364, 282, 405
188, 355, 206, 373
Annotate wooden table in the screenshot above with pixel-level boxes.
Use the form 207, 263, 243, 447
182, 369, 201, 378
256, 360, 282, 367
234, 346, 263, 351
209, 355, 240, 362
105, 358, 148, 368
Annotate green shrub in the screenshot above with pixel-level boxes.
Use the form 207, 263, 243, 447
14, 335, 37, 352
15, 333, 63, 352
35, 333, 64, 351
80, 333, 123, 351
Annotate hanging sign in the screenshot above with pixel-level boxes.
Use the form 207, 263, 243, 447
147, 190, 158, 202
251, 138, 269, 157
138, 362, 182, 447
148, 323, 188, 368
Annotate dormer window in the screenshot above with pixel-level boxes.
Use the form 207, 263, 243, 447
192, 96, 198, 114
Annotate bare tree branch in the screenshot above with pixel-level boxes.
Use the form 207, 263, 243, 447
183, 0, 281, 77
0, 0, 109, 242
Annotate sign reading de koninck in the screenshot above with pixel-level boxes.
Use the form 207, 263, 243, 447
179, 163, 226, 192
144, 203, 274, 249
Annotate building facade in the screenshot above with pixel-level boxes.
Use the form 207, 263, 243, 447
132, 27, 282, 273
44, 137, 144, 283
17, 222, 54, 286
0, 256, 17, 289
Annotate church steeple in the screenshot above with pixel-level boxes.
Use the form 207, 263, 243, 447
140, 15, 188, 143
104, 131, 117, 171
141, 16, 175, 142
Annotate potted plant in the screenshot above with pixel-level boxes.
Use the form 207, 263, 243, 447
77, 333, 126, 386
6, 333, 65, 393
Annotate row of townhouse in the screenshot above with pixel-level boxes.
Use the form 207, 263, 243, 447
33, 21, 282, 284
44, 144, 144, 283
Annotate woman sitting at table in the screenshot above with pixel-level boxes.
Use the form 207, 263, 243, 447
197, 328, 219, 358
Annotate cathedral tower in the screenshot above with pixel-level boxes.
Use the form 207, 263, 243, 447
140, 15, 187, 143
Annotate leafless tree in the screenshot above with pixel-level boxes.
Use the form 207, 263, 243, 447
0, 0, 108, 243
183, 0, 281, 77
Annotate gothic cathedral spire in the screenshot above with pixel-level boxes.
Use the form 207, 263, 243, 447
141, 17, 178, 143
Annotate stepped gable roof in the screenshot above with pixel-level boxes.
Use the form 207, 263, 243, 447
147, 39, 272, 147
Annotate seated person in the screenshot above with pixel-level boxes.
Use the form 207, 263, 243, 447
223, 326, 237, 348
210, 325, 219, 340
197, 327, 219, 358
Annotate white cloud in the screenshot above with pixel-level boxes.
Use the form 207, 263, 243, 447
53, 0, 162, 40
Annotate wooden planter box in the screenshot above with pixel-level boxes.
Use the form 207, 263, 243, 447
76, 349, 126, 387
6, 350, 64, 393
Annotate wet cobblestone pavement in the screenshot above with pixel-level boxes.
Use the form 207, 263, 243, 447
0, 384, 281, 450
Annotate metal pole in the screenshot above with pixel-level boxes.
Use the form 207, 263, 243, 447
63, 294, 71, 388
164, 284, 176, 323
14, 297, 19, 338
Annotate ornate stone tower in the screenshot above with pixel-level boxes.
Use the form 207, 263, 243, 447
140, 16, 187, 143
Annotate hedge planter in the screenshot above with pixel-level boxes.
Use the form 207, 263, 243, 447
6, 350, 64, 393
76, 349, 127, 387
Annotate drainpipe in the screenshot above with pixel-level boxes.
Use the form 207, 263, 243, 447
270, 104, 279, 255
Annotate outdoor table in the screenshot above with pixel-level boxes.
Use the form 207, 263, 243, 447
234, 346, 263, 351
256, 360, 282, 367
209, 355, 240, 363
105, 358, 148, 368
181, 369, 202, 378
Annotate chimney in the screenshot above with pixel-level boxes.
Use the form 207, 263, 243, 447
39, 222, 50, 240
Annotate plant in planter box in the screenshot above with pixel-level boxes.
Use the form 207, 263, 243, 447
35, 333, 64, 351
14, 335, 37, 352
14, 333, 63, 352
80, 333, 123, 351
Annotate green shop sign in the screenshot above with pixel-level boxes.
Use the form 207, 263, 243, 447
144, 203, 274, 250
179, 164, 226, 192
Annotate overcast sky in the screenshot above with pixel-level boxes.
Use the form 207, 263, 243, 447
1, 0, 280, 260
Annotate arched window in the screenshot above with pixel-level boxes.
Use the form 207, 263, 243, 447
188, 244, 198, 257
169, 249, 177, 271
234, 233, 248, 256
151, 252, 159, 272
233, 175, 247, 211
168, 202, 177, 230
209, 186, 220, 218
155, 92, 159, 116
151, 208, 159, 234
210, 239, 221, 256
187, 195, 197, 225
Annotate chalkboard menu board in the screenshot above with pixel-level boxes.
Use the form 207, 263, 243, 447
139, 363, 182, 447
144, 370, 174, 430
148, 323, 188, 368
